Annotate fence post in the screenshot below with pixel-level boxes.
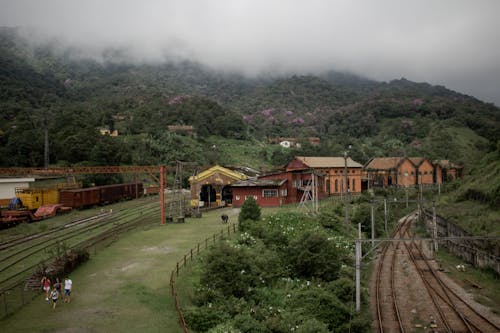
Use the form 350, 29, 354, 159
190, 249, 193, 261
233, 224, 236, 233
176, 262, 179, 276
183, 254, 187, 268
170, 271, 174, 296
205, 238, 208, 249
197, 243, 200, 254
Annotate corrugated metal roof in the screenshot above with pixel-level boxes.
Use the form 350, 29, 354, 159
231, 179, 287, 187
295, 156, 363, 168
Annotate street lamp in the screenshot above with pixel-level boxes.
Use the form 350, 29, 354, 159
344, 145, 352, 231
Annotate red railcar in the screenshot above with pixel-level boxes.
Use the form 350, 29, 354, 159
59, 183, 143, 209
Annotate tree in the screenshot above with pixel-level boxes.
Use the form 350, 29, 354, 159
238, 196, 261, 223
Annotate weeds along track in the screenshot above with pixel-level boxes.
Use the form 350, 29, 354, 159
402, 223, 500, 333
0, 199, 160, 290
375, 213, 500, 333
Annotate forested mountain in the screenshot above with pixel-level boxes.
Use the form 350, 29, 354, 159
1, 27, 499, 172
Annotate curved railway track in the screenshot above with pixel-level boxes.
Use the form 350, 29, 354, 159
374, 213, 500, 333
0, 198, 161, 290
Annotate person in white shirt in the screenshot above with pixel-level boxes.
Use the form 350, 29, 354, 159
64, 277, 73, 303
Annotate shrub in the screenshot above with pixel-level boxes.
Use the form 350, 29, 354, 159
328, 277, 354, 303
200, 242, 257, 298
184, 307, 229, 332
289, 287, 350, 330
296, 318, 329, 333
286, 231, 342, 281
238, 197, 261, 223
233, 314, 267, 333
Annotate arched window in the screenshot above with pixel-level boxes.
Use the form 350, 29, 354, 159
352, 179, 356, 192
334, 179, 338, 193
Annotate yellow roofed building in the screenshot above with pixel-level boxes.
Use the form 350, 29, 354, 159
189, 165, 248, 208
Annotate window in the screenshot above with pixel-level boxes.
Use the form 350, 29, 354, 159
263, 189, 278, 197
334, 179, 338, 192
235, 195, 240, 201
280, 189, 288, 197
245, 195, 258, 201
352, 179, 356, 192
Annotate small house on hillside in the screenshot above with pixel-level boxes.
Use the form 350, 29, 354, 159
99, 128, 119, 136
269, 137, 321, 149
189, 165, 248, 208
286, 156, 363, 195
167, 125, 196, 137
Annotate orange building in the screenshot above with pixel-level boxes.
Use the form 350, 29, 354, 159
364, 157, 417, 187
409, 157, 434, 185
433, 160, 464, 182
286, 156, 363, 195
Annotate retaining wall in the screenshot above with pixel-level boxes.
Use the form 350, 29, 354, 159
422, 210, 500, 275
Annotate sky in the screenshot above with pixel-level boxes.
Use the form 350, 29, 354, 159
1, 0, 499, 105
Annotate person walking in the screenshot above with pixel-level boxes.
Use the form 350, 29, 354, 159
50, 286, 59, 310
54, 277, 62, 295
64, 276, 72, 303
41, 276, 51, 301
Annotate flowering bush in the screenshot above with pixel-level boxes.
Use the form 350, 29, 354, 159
186, 209, 370, 332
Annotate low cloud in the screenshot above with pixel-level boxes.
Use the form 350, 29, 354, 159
1, 0, 499, 104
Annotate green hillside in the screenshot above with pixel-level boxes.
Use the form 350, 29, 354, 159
0, 27, 499, 174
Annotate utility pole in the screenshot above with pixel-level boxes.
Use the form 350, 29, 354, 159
384, 197, 388, 235
371, 202, 375, 247
344, 145, 351, 232
432, 200, 438, 252
355, 223, 361, 312
44, 127, 49, 168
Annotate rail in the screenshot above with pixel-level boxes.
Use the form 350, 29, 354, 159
169, 223, 238, 333
0, 209, 158, 319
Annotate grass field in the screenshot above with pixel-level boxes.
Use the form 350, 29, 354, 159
0, 205, 241, 333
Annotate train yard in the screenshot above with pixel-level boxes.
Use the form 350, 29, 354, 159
0, 196, 160, 292
373, 213, 500, 333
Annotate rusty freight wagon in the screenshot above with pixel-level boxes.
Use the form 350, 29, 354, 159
59, 183, 143, 209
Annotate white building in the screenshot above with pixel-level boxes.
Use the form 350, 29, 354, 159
0, 178, 35, 200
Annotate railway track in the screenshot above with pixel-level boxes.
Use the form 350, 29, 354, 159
374, 214, 500, 333
0, 199, 161, 290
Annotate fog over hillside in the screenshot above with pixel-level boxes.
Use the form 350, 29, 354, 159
1, 0, 499, 105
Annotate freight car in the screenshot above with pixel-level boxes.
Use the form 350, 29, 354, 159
59, 183, 143, 209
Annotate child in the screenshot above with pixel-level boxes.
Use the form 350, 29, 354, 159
41, 276, 51, 301
50, 286, 59, 310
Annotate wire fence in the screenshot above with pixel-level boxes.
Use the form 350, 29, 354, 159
169, 223, 239, 333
